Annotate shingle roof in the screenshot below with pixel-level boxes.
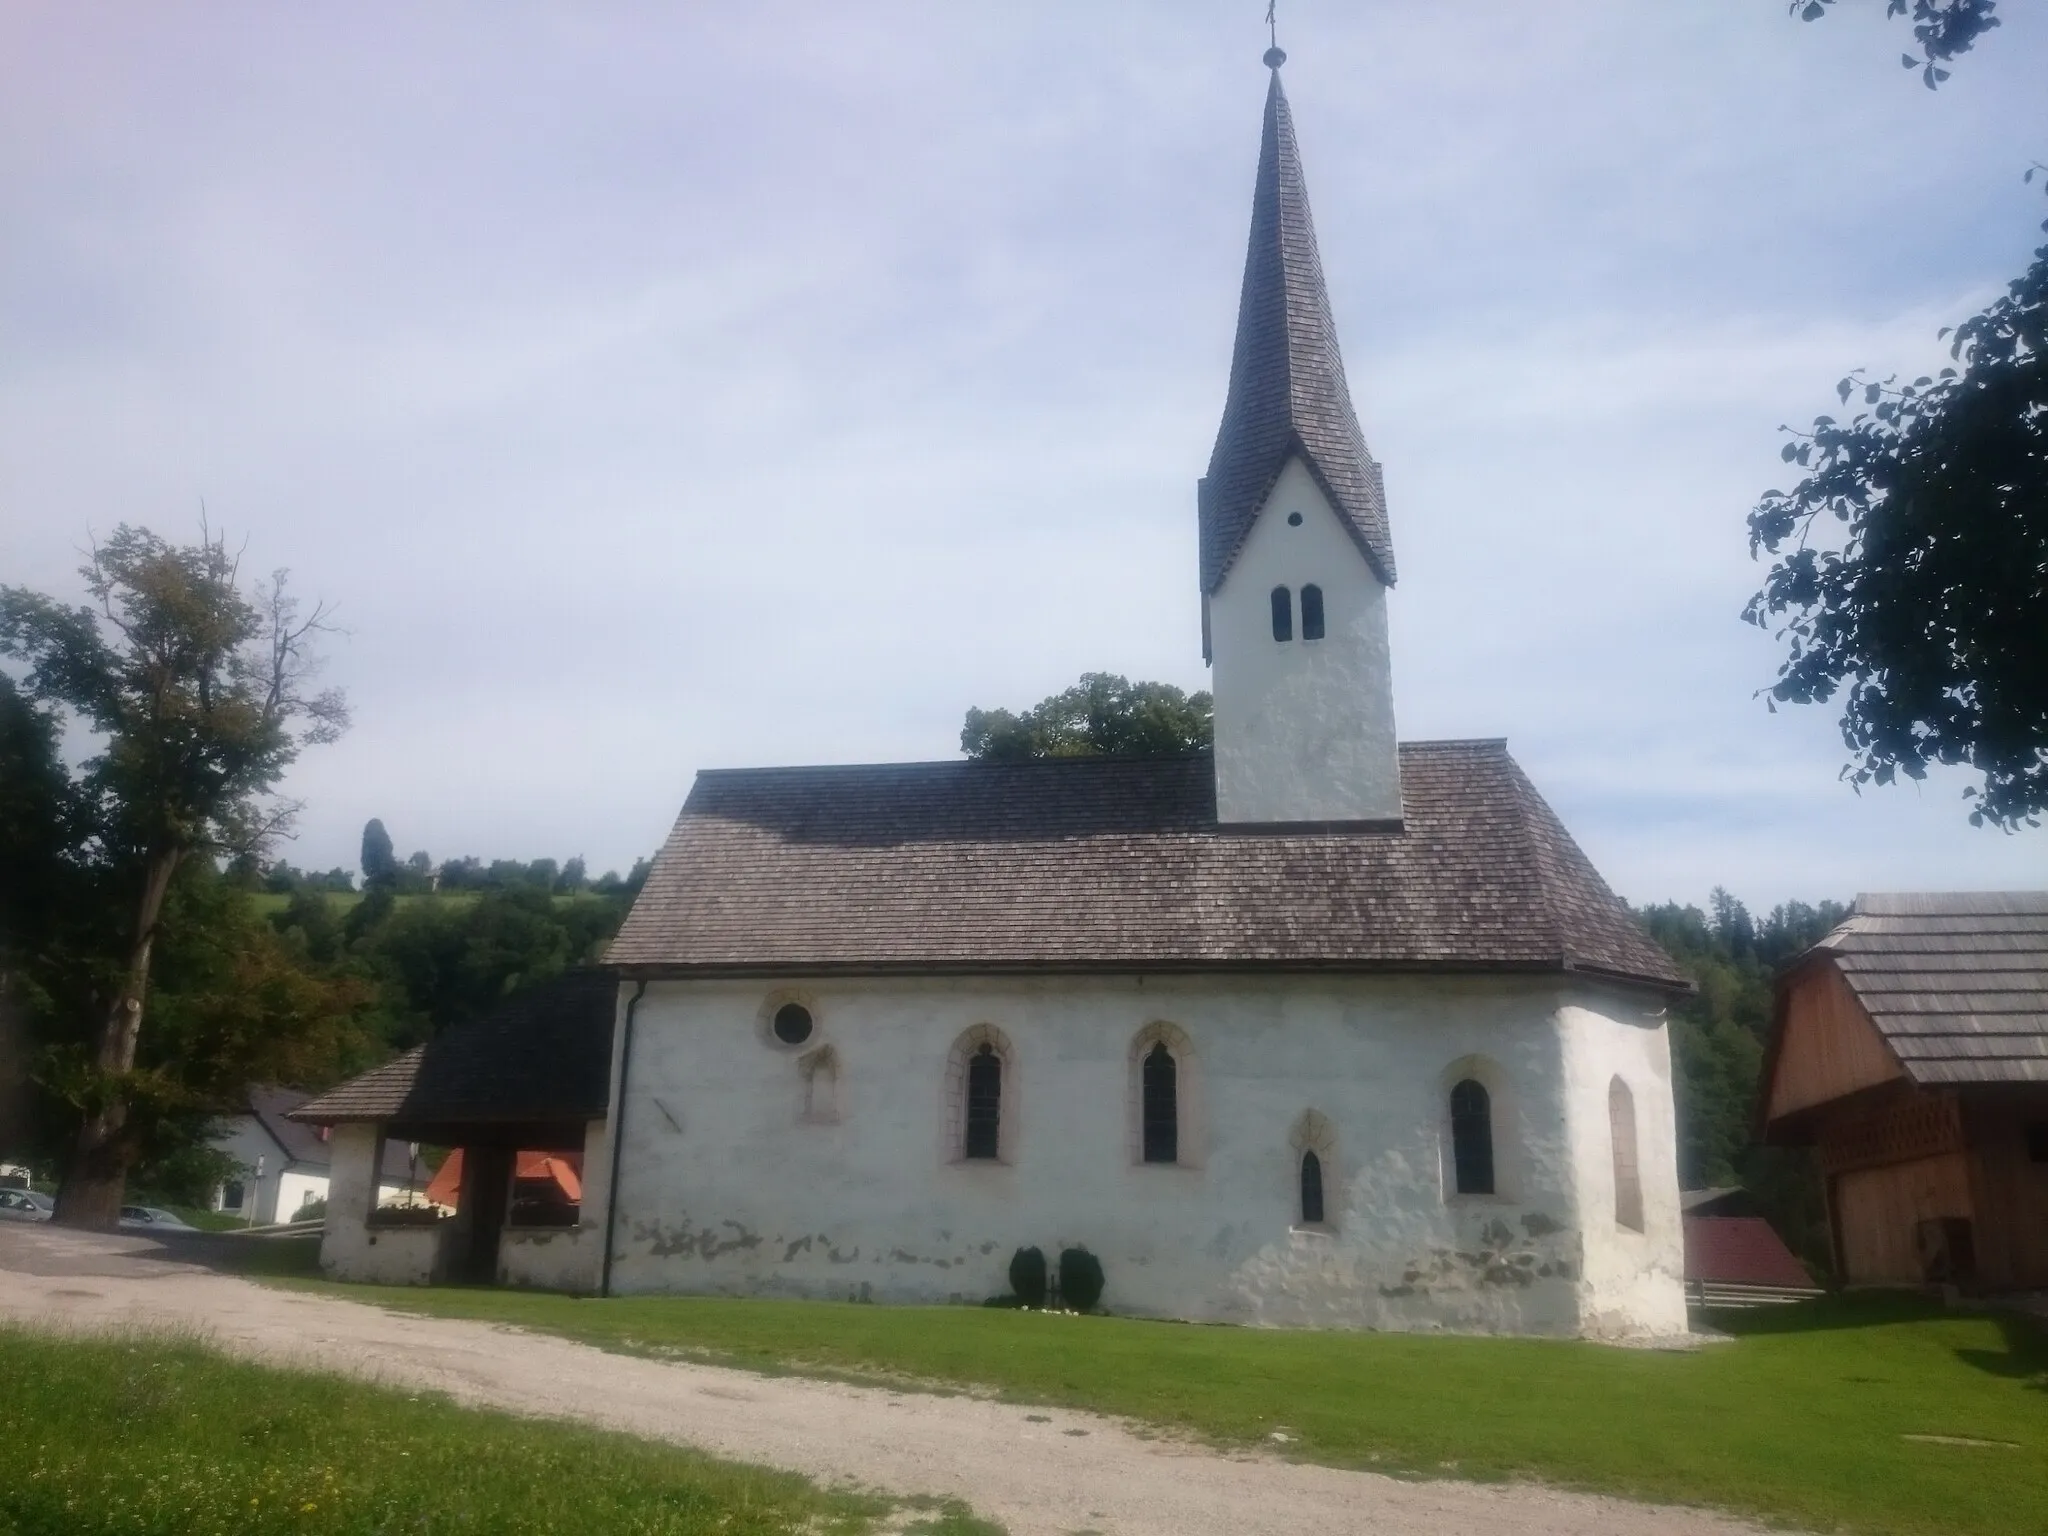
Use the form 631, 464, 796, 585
1199, 64, 1393, 596
240, 1086, 421, 1181
1814, 891, 2048, 1086
607, 741, 1686, 990
247, 1085, 331, 1165
288, 971, 616, 1126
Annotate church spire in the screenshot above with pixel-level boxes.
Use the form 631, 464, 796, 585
1198, 53, 1393, 596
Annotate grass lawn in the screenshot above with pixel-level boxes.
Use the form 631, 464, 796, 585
280, 1282, 2048, 1536
0, 1327, 993, 1536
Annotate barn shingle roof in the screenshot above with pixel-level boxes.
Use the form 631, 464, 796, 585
288, 970, 615, 1126
1814, 892, 2048, 1086
606, 741, 1686, 990
1200, 65, 1393, 597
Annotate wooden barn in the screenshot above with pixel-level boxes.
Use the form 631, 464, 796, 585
1758, 893, 2048, 1289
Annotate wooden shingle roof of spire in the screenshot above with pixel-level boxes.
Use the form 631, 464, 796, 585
1199, 61, 1393, 595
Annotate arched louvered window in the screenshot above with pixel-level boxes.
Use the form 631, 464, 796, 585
1300, 583, 1325, 640
1450, 1078, 1495, 1196
1299, 1149, 1325, 1225
1142, 1043, 1178, 1163
964, 1044, 1002, 1160
1270, 585, 1293, 642
1610, 1077, 1644, 1231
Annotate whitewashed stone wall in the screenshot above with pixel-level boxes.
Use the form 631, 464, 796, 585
1559, 997, 1690, 1338
603, 972, 1686, 1336
497, 1117, 611, 1293
318, 1124, 451, 1285
1209, 455, 1401, 825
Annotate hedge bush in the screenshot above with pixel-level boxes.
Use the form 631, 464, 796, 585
1008, 1245, 1048, 1308
1058, 1246, 1104, 1312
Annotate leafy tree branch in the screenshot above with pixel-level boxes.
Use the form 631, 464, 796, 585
1745, 178, 2047, 829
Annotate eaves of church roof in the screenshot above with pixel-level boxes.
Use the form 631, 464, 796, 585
607, 741, 1688, 992
1200, 66, 1394, 595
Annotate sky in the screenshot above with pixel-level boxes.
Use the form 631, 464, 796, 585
2, 1, 2044, 912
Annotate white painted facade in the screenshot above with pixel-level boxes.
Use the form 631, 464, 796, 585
597, 973, 1685, 1337
210, 1113, 418, 1226
318, 1118, 611, 1293
1209, 456, 1400, 826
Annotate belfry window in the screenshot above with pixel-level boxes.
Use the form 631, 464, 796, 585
1270, 585, 1293, 642
1449, 1079, 1495, 1196
1142, 1043, 1178, 1163
964, 1044, 1002, 1160
1299, 1150, 1325, 1225
1300, 584, 1325, 640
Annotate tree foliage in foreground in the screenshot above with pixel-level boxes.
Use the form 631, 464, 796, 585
1791, 0, 1999, 89
1747, 181, 2047, 829
961, 673, 1213, 760
0, 526, 348, 1224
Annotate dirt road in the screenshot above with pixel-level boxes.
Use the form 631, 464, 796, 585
0, 1223, 1772, 1536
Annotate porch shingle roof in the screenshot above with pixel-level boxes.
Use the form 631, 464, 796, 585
288, 970, 615, 1126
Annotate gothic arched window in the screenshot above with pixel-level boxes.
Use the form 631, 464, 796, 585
1270, 585, 1293, 642
1142, 1043, 1178, 1163
1610, 1077, 1644, 1231
964, 1044, 1002, 1161
1449, 1078, 1495, 1196
1300, 583, 1325, 640
1299, 1149, 1325, 1225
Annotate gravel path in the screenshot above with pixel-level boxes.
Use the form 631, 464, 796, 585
0, 1223, 1775, 1536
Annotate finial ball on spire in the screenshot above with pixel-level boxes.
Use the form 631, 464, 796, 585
1263, 45, 1286, 69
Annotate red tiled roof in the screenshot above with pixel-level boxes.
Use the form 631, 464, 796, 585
1683, 1216, 1814, 1290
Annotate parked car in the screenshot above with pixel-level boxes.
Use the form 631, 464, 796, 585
0, 1189, 53, 1222
117, 1205, 197, 1232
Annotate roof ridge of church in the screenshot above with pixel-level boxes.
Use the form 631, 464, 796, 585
1199, 62, 1395, 595
686, 739, 1509, 781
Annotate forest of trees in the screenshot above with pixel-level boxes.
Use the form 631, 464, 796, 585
1638, 890, 1848, 1268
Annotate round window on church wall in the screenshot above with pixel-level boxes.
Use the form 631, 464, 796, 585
772, 1003, 814, 1045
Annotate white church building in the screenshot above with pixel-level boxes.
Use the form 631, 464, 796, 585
298, 53, 1691, 1339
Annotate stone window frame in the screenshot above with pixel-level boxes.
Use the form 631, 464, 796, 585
1127, 1021, 1203, 1170
1438, 1054, 1518, 1204
942, 1024, 1017, 1167
1289, 1109, 1339, 1231
757, 989, 820, 1052
1609, 1075, 1645, 1233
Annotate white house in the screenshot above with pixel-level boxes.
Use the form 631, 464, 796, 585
210, 1085, 426, 1225
296, 52, 1691, 1339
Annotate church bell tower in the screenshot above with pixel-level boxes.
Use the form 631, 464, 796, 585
1200, 46, 1401, 828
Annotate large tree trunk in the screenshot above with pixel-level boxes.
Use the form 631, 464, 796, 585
52, 849, 181, 1230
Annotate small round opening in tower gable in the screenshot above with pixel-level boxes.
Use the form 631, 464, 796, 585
772, 1003, 814, 1045
1286, 511, 1303, 526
